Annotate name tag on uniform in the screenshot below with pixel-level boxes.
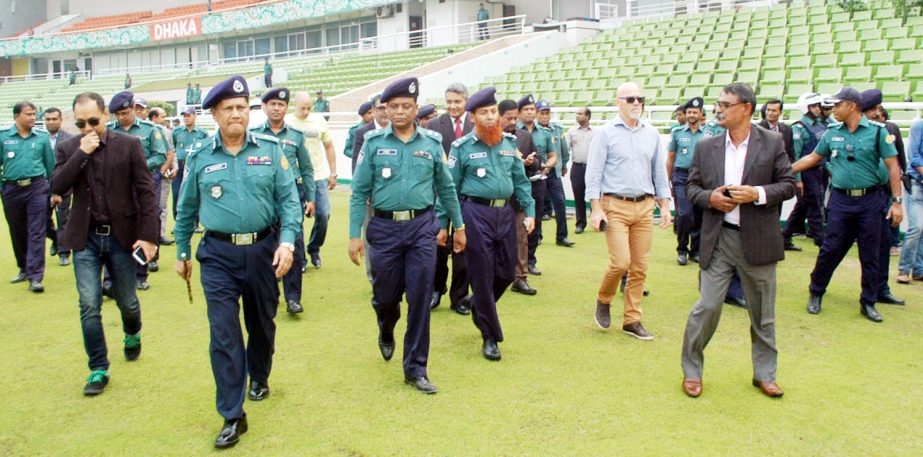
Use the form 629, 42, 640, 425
246, 156, 272, 166
377, 148, 397, 156
469, 152, 487, 159
3, 139, 18, 145
831, 137, 845, 142
281, 139, 296, 147
678, 137, 691, 143
413, 151, 433, 160
204, 163, 228, 174
499, 150, 516, 157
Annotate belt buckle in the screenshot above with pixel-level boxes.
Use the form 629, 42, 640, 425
393, 210, 412, 221
848, 189, 863, 196
233, 233, 255, 245
491, 199, 507, 208
95, 225, 111, 236
17, 178, 32, 187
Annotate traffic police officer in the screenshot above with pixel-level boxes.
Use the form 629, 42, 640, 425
107, 91, 167, 291
175, 75, 301, 448
250, 87, 316, 315
444, 87, 535, 360
343, 101, 374, 158
537, 100, 574, 247
792, 87, 904, 322
667, 97, 705, 266
783, 93, 828, 251
171, 106, 209, 221
516, 94, 556, 274
2, 101, 54, 292
348, 77, 465, 394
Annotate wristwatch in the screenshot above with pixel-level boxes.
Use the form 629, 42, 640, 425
280, 242, 295, 252
891, 197, 902, 204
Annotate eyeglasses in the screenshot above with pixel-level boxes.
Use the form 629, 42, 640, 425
618, 96, 645, 104
715, 101, 745, 110
375, 105, 387, 111
74, 117, 101, 129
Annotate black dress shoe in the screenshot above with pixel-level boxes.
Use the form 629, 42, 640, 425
691, 253, 700, 263
215, 414, 248, 449
860, 303, 883, 322
528, 265, 542, 276
575, 226, 585, 234
482, 339, 501, 361
102, 283, 114, 299
50, 243, 58, 257
430, 291, 442, 310
511, 279, 537, 295
450, 297, 471, 315
378, 331, 395, 361
877, 292, 905, 305
783, 242, 803, 252
724, 296, 747, 308
677, 252, 688, 266
148, 261, 159, 272
542, 214, 552, 221
807, 294, 822, 314
556, 237, 575, 247
310, 254, 322, 268
10, 272, 26, 284
60, 256, 70, 266
159, 238, 175, 245
29, 280, 44, 293
404, 376, 437, 394
248, 380, 270, 401
136, 279, 150, 291
286, 300, 304, 314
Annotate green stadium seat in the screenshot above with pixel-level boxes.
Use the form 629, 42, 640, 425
757, 84, 784, 99
761, 70, 786, 85
739, 58, 761, 71
891, 37, 917, 50
665, 75, 688, 88
736, 70, 759, 85
814, 67, 843, 83
695, 61, 717, 72
675, 62, 695, 74
788, 55, 811, 69
862, 40, 888, 53
715, 60, 739, 74
831, 22, 853, 33
837, 41, 861, 54
843, 67, 872, 83
883, 27, 908, 40
850, 82, 877, 93
834, 31, 857, 43
763, 57, 785, 70
647, 75, 667, 88
867, 51, 896, 68
914, 81, 923, 102
897, 49, 923, 64
812, 42, 835, 55
705, 86, 724, 100
788, 69, 813, 83
788, 34, 809, 47
881, 81, 910, 102
784, 83, 814, 103
855, 20, 878, 31
690, 74, 711, 86
858, 29, 882, 41
764, 46, 785, 58
839, 53, 866, 66
682, 86, 706, 99
816, 82, 841, 95
656, 87, 681, 104
875, 65, 904, 82
830, 12, 850, 23
907, 64, 923, 83
852, 10, 871, 21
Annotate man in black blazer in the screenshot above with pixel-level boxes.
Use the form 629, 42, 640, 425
351, 94, 389, 173
758, 98, 795, 164
51, 92, 159, 396
680, 84, 796, 399
43, 108, 76, 265
426, 83, 474, 314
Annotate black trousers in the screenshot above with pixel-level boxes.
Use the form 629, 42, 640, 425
434, 227, 469, 305
570, 163, 588, 230
527, 180, 546, 267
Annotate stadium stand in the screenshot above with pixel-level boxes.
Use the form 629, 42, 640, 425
62, 0, 266, 31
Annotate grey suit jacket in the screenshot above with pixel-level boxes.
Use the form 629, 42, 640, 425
687, 125, 797, 269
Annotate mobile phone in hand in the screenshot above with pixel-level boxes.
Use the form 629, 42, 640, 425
132, 246, 148, 266
599, 220, 608, 231
723, 187, 733, 198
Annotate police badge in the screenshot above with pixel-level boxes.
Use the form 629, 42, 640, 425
211, 185, 223, 198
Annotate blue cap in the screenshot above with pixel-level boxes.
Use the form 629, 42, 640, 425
381, 77, 419, 103
830, 87, 862, 105
202, 75, 250, 110
416, 104, 437, 119
133, 97, 148, 108
685, 97, 704, 111
261, 87, 290, 104
859, 89, 883, 112
182, 106, 196, 115
517, 94, 536, 110
536, 100, 551, 111
358, 101, 374, 115
109, 91, 134, 113
466, 87, 497, 112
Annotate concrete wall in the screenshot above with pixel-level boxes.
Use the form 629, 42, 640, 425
1, 0, 48, 39
375, 1, 411, 52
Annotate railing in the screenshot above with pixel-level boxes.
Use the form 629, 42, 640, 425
594, 2, 620, 21
359, 15, 527, 52
625, 0, 779, 20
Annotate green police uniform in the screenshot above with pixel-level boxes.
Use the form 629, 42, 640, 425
667, 123, 706, 170
173, 126, 210, 162
186, 86, 195, 105
174, 131, 302, 260
192, 87, 202, 104
814, 117, 897, 190
349, 125, 463, 238
343, 121, 364, 158
516, 120, 554, 163
313, 99, 329, 113
549, 122, 570, 174
1, 126, 54, 181
108, 118, 167, 171
792, 115, 823, 160
701, 119, 726, 138
249, 121, 315, 202
441, 131, 535, 224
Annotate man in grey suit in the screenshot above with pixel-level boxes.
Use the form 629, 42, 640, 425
680, 83, 796, 399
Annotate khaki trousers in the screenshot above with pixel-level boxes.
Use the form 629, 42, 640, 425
597, 196, 654, 325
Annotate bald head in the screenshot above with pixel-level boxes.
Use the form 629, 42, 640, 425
616, 82, 641, 98
616, 81, 644, 124
292, 91, 313, 120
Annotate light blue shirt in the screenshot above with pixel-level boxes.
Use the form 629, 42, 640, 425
909, 119, 923, 181
584, 114, 670, 201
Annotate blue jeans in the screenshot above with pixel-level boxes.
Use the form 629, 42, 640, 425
307, 179, 331, 256
898, 181, 923, 276
74, 233, 142, 371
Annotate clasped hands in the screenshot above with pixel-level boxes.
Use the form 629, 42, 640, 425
709, 185, 759, 213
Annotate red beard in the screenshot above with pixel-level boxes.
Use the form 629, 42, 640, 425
475, 122, 503, 146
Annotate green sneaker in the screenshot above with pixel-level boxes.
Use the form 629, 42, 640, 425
124, 334, 141, 361
84, 370, 109, 396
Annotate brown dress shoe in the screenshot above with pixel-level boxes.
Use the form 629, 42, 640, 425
683, 378, 702, 398
595, 300, 611, 329
622, 321, 654, 340
752, 379, 784, 398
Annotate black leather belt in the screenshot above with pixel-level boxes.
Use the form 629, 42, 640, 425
572, 162, 586, 166
464, 195, 508, 208
831, 186, 882, 197
673, 167, 690, 172
373, 206, 432, 221
92, 224, 112, 236
603, 193, 651, 202
206, 227, 273, 245
722, 221, 741, 231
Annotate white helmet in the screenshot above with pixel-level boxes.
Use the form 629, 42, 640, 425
820, 94, 835, 108
797, 92, 823, 114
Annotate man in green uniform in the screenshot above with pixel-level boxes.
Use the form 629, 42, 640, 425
172, 106, 209, 222
667, 97, 705, 266
343, 101, 374, 159
516, 94, 556, 275
186, 83, 195, 105
174, 75, 301, 448
536, 100, 574, 246
313, 90, 329, 113
263, 58, 273, 88
348, 77, 465, 395
2, 101, 54, 292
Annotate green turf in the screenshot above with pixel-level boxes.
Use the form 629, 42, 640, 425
1, 189, 921, 455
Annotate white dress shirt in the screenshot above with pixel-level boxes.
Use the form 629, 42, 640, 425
723, 130, 766, 225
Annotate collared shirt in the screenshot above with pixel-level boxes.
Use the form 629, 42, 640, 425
451, 112, 469, 139
109, 117, 167, 171
566, 125, 593, 164
343, 120, 364, 158
89, 129, 111, 225
285, 112, 331, 181
723, 130, 767, 225
1, 125, 54, 181
814, 116, 897, 189
172, 125, 210, 161
765, 121, 780, 132
249, 121, 315, 201
909, 119, 923, 181
545, 121, 569, 174
667, 123, 705, 170
477, 7, 489, 21
516, 119, 554, 163
49, 131, 62, 150
584, 114, 670, 200
313, 99, 329, 113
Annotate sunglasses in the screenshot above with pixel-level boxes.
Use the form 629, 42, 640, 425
618, 96, 645, 104
74, 117, 101, 129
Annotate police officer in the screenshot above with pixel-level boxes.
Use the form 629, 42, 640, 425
171, 106, 209, 222
444, 87, 535, 360
668, 97, 705, 266
175, 75, 301, 448
2, 101, 54, 292
792, 87, 904, 322
107, 91, 167, 291
516, 94, 556, 275
343, 101, 374, 159
250, 87, 316, 315
263, 58, 273, 88
348, 77, 465, 394
416, 103, 438, 128
783, 93, 828, 251
313, 90, 329, 114
671, 103, 688, 129
537, 100, 575, 247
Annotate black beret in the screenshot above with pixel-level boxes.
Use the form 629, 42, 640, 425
466, 87, 498, 112
517, 94, 536, 110
685, 97, 704, 111
358, 101, 374, 115
859, 89, 883, 112
202, 75, 250, 110
416, 104, 437, 119
261, 87, 290, 104
381, 77, 419, 103
109, 91, 134, 113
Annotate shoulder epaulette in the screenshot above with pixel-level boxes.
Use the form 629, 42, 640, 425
364, 128, 387, 140
251, 132, 279, 143
868, 120, 885, 128
502, 132, 516, 139
419, 127, 442, 143
287, 124, 306, 135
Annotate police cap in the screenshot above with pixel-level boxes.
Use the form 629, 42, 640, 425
202, 75, 250, 110
381, 77, 419, 103
859, 89, 883, 112
517, 94, 536, 110
358, 101, 374, 115
261, 87, 290, 104
416, 104, 437, 119
536, 100, 551, 111
465, 87, 498, 112
109, 91, 134, 113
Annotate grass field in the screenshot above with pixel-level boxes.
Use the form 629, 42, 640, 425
1, 189, 921, 456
